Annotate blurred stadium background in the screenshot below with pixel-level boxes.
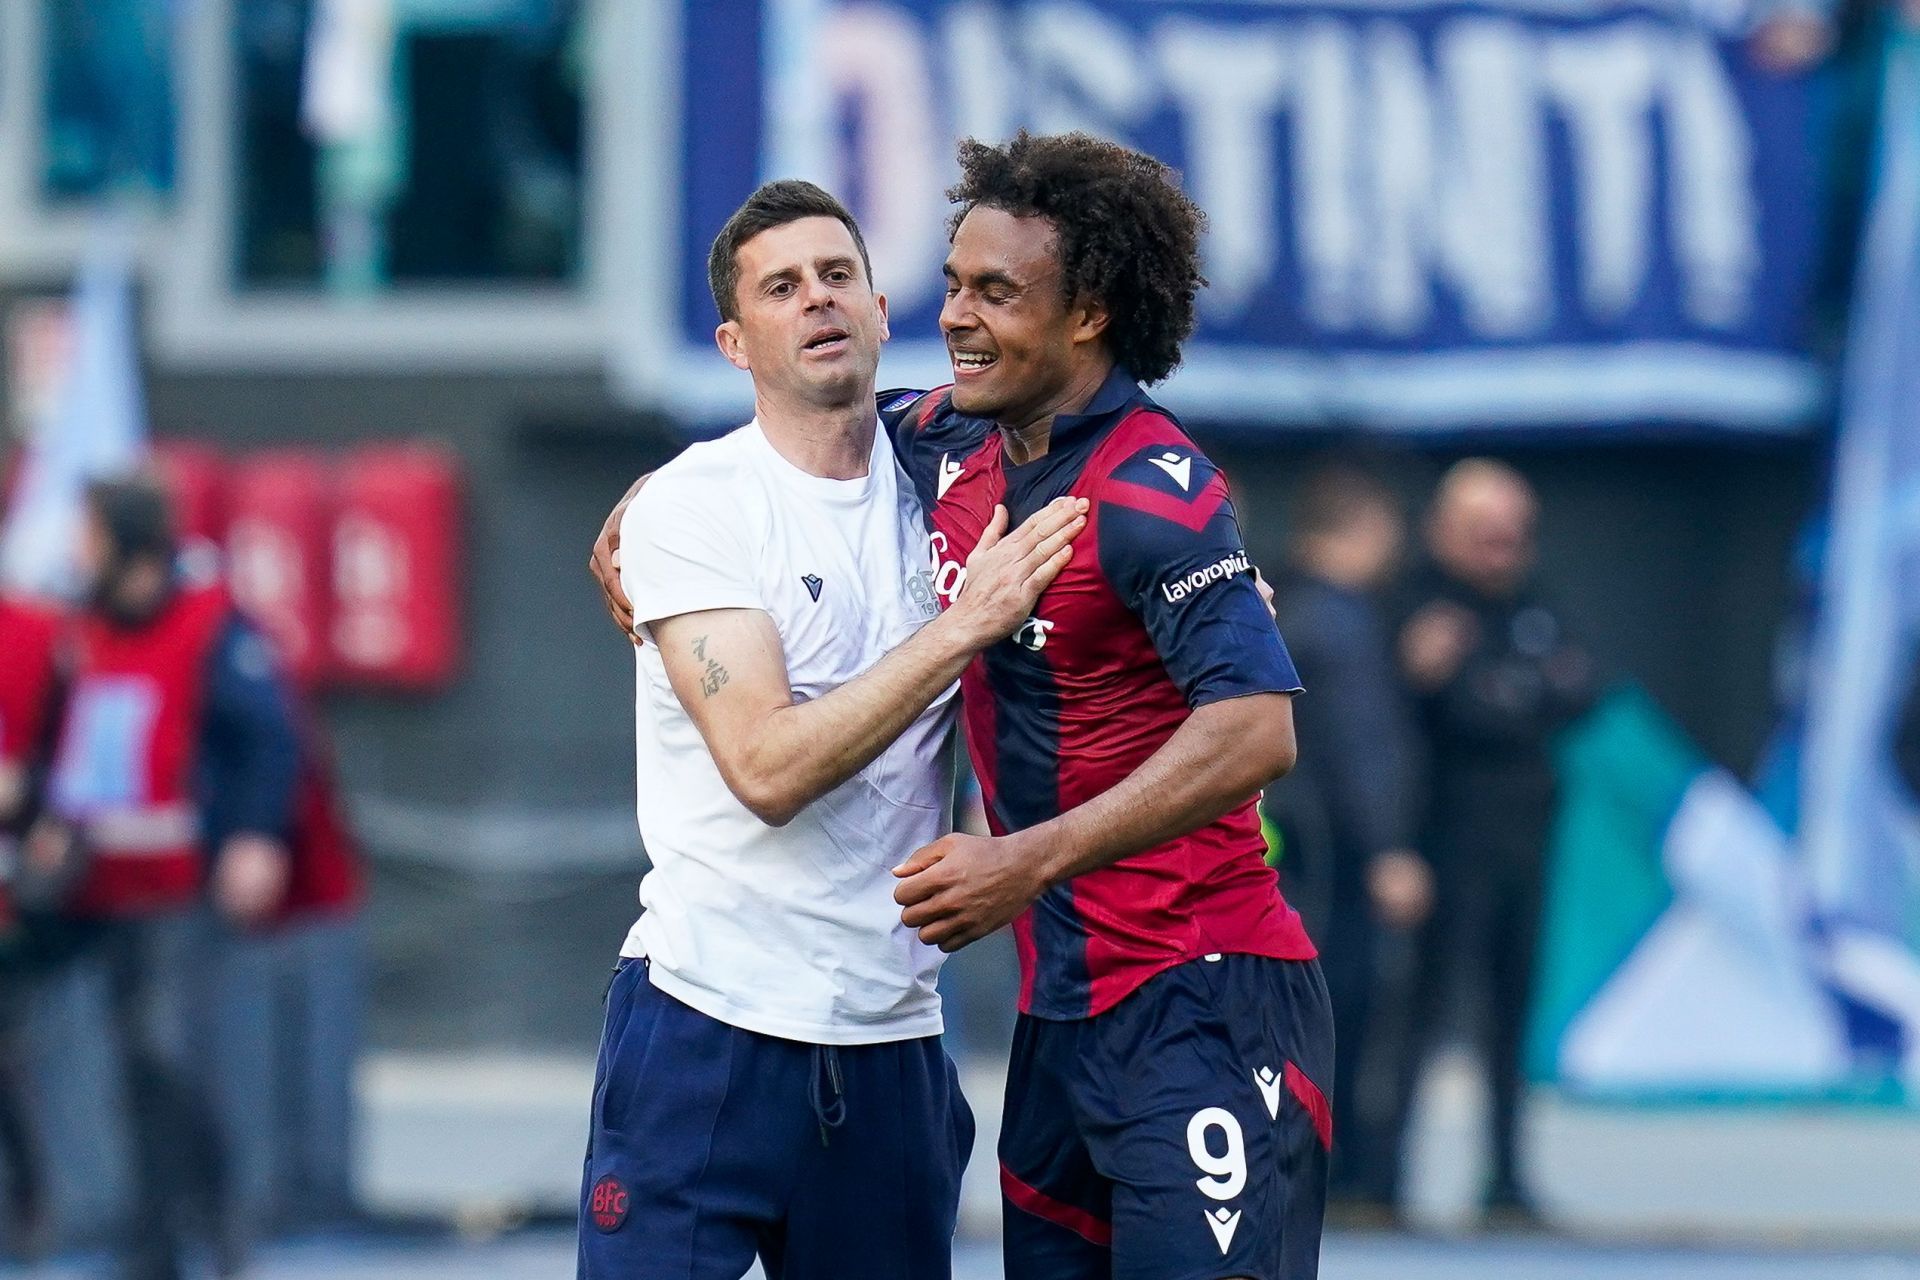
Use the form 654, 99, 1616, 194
2, 0, 1920, 1276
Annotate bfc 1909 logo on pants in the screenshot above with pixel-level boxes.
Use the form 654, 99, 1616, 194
591, 1175, 630, 1232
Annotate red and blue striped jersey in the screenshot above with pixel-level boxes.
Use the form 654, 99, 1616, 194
880, 369, 1316, 1020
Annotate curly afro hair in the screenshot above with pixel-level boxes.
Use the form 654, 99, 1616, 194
946, 131, 1206, 385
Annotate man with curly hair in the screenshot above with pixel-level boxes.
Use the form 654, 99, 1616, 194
878, 130, 1330, 1280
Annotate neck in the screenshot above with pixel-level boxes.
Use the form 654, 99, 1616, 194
1437, 558, 1516, 601
753, 389, 876, 480
997, 359, 1115, 466
101, 561, 172, 625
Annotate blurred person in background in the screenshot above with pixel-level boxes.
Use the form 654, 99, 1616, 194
0, 594, 64, 1255
262, 714, 364, 1232
141, 458, 367, 1237
1749, 0, 1841, 71
1265, 463, 1431, 1219
25, 476, 299, 1280
205, 680, 367, 1244
1383, 459, 1595, 1228
163, 460, 369, 1243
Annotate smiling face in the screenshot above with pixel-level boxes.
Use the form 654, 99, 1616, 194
940, 206, 1102, 426
716, 215, 889, 410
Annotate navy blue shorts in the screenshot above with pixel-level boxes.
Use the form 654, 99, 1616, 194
998, 954, 1334, 1280
577, 959, 975, 1280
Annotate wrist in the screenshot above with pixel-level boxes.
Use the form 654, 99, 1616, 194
1021, 822, 1079, 892
930, 600, 997, 656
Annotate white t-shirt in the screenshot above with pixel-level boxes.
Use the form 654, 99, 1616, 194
617, 420, 955, 1045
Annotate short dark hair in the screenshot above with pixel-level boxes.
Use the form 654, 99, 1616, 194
707, 180, 874, 323
946, 131, 1206, 385
85, 474, 176, 564
1288, 463, 1399, 547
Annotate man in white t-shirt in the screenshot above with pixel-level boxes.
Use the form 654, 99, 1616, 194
577, 180, 1085, 1280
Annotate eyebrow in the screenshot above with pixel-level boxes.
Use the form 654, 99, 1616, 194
943, 263, 1021, 292
756, 265, 799, 292
756, 255, 860, 292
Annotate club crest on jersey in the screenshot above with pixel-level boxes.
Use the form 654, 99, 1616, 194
1160, 551, 1250, 603
801, 573, 824, 602
1012, 617, 1055, 651
936, 453, 965, 500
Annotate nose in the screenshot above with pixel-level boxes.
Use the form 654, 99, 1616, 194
939, 288, 969, 336
801, 271, 835, 312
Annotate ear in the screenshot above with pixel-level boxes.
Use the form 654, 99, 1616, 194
1071, 293, 1110, 348
875, 291, 890, 344
715, 320, 750, 372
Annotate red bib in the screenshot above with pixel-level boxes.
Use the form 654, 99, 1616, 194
52, 584, 230, 916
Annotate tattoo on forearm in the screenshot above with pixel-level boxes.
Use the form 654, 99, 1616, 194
692, 635, 729, 698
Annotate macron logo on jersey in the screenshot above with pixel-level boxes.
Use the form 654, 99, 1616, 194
1160, 550, 1251, 604
937, 453, 965, 501
1148, 451, 1193, 491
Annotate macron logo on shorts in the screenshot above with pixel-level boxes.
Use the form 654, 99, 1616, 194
1206, 1206, 1242, 1253
1254, 1065, 1283, 1119
1159, 550, 1251, 604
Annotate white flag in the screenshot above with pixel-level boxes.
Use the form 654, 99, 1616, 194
302, 0, 396, 144
0, 223, 148, 597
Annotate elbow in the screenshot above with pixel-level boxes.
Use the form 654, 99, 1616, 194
726, 767, 805, 829
708, 730, 810, 827
1267, 728, 1298, 783
744, 796, 803, 829
1243, 696, 1298, 788
1259, 724, 1298, 787
1197, 695, 1297, 797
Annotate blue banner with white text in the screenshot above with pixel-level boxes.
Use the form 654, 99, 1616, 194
640, 0, 1827, 432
